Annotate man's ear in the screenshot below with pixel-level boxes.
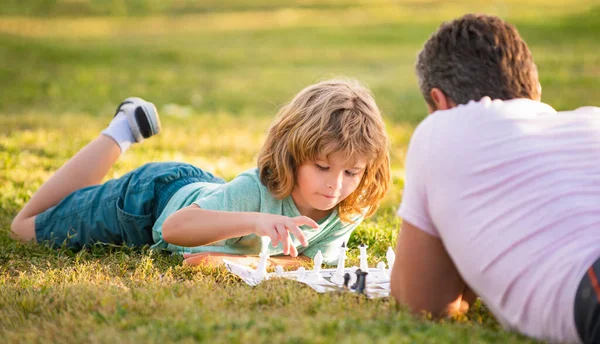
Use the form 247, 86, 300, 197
429, 88, 456, 113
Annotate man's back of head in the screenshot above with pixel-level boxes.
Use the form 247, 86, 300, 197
416, 14, 541, 109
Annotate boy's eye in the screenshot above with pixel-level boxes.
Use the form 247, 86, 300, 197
315, 164, 329, 171
345, 171, 358, 177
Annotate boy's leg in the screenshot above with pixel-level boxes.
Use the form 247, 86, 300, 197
11, 97, 160, 242
11, 136, 120, 241
26, 161, 222, 250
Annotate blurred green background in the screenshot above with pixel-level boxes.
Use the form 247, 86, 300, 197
0, 1, 598, 343
1, 0, 598, 122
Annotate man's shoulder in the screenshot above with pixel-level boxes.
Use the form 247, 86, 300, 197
567, 106, 600, 116
432, 97, 556, 118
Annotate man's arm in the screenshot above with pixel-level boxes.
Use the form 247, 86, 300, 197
390, 220, 476, 318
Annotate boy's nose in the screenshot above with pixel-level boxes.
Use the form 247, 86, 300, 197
327, 174, 343, 190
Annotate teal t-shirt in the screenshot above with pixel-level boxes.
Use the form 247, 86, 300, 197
152, 168, 363, 265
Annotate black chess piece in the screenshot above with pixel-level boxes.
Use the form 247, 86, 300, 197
343, 273, 351, 289
351, 269, 362, 290
356, 271, 368, 295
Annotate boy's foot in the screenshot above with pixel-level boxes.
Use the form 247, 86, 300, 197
114, 97, 161, 142
102, 97, 161, 153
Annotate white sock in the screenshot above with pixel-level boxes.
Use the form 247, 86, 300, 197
101, 109, 135, 154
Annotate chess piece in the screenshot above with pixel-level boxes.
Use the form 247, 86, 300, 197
252, 250, 269, 280
275, 265, 284, 276
304, 250, 326, 283
356, 271, 368, 295
343, 273, 351, 289
251, 237, 271, 280
386, 246, 396, 272
377, 261, 388, 280
351, 269, 362, 290
347, 266, 358, 287
314, 250, 323, 275
330, 242, 348, 285
296, 267, 307, 282
359, 244, 369, 272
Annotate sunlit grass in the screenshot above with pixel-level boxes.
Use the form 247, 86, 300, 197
0, 113, 527, 343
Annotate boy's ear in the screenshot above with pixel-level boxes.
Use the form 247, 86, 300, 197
428, 88, 456, 113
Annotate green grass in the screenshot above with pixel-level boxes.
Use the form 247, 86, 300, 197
1, 1, 599, 342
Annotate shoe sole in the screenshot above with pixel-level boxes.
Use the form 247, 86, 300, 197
116, 97, 161, 143
133, 101, 161, 140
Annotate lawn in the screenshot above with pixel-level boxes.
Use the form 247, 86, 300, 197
1, 1, 599, 342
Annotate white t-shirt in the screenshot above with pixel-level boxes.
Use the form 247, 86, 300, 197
398, 97, 600, 344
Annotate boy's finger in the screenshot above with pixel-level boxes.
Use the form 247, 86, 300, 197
290, 244, 298, 257
293, 216, 319, 229
268, 229, 279, 247
286, 219, 308, 246
275, 224, 289, 254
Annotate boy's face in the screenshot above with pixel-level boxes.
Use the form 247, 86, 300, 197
291, 152, 367, 220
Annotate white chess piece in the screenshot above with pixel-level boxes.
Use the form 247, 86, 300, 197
359, 244, 369, 272
302, 250, 325, 283
331, 242, 348, 285
377, 261, 389, 281
313, 250, 323, 274
311, 250, 326, 281
386, 246, 396, 272
296, 267, 307, 282
251, 237, 271, 280
252, 251, 269, 280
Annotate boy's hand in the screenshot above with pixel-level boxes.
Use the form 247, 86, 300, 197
252, 214, 318, 256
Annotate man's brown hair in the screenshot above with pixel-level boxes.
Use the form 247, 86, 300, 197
416, 14, 541, 107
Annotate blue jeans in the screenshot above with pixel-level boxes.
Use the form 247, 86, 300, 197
35, 162, 224, 250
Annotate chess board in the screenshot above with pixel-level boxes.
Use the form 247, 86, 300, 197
223, 243, 395, 299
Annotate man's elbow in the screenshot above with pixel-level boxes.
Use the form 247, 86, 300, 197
391, 280, 422, 314
390, 281, 449, 318
391, 285, 426, 316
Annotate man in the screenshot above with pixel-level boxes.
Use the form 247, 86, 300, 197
390, 13, 600, 344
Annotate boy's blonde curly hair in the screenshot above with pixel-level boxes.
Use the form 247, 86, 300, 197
258, 79, 391, 223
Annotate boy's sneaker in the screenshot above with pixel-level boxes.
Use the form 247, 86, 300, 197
114, 97, 161, 142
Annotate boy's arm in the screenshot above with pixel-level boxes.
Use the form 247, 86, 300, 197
183, 252, 311, 269
162, 205, 256, 245
162, 204, 317, 256
390, 220, 476, 318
